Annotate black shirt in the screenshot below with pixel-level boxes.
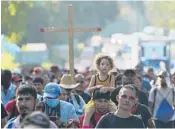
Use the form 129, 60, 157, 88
81, 92, 91, 104
96, 113, 145, 128
137, 89, 148, 106
133, 103, 152, 127
1, 103, 7, 119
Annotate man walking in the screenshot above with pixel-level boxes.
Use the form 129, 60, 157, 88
96, 85, 145, 128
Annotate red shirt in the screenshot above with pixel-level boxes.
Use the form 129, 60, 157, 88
80, 113, 103, 128
5, 99, 19, 118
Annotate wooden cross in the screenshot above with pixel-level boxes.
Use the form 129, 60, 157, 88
40, 4, 101, 83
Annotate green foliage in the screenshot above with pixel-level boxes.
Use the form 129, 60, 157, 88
2, 1, 151, 65
145, 1, 175, 29
20, 1, 119, 46
1, 52, 20, 71
2, 1, 34, 44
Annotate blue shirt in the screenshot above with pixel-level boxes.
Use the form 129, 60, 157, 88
60, 100, 79, 123
141, 79, 151, 91
4, 115, 21, 128
44, 100, 79, 124
1, 83, 16, 106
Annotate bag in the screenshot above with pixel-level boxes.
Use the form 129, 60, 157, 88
155, 89, 175, 122
156, 98, 174, 122
153, 88, 174, 113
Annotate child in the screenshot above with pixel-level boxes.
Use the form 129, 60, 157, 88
85, 54, 116, 112
88, 54, 115, 93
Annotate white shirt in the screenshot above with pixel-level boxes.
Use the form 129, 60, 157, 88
149, 87, 175, 121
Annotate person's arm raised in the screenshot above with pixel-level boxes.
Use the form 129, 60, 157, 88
87, 76, 100, 95
82, 105, 95, 128
110, 75, 115, 87
148, 119, 156, 128
99, 75, 115, 93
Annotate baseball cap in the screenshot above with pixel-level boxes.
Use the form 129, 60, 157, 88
157, 70, 168, 77
43, 83, 61, 98
33, 67, 42, 74
12, 75, 22, 82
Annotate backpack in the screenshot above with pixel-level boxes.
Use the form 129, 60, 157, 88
153, 88, 175, 122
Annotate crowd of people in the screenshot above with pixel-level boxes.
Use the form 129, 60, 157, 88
1, 53, 175, 128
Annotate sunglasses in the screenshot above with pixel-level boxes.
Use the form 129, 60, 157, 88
76, 81, 84, 83
75, 90, 83, 93
120, 94, 136, 101
34, 83, 42, 86
15, 80, 22, 83
158, 75, 165, 79
61, 92, 68, 96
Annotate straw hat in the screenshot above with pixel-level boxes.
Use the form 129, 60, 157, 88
60, 74, 79, 89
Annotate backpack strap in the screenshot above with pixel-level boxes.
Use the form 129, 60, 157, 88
158, 88, 173, 99
7, 117, 16, 128
43, 102, 61, 117
109, 74, 112, 83
152, 88, 157, 113
94, 74, 97, 86
90, 113, 97, 128
74, 94, 80, 105
153, 88, 175, 113
172, 88, 175, 103
7, 122, 14, 128
57, 103, 61, 117
42, 102, 45, 112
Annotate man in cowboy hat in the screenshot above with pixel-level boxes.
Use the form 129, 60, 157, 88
74, 74, 91, 104
59, 74, 86, 116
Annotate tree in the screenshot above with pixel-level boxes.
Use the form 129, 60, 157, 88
2, 1, 122, 65
1, 52, 20, 71
20, 1, 119, 45
1, 1, 34, 44
145, 1, 175, 29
